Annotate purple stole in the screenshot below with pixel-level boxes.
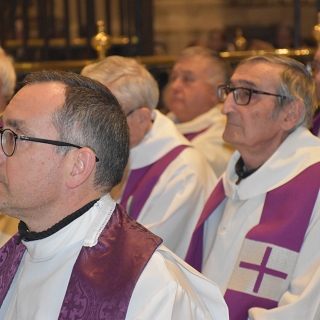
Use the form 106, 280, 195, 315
0, 204, 162, 320
183, 125, 212, 141
186, 162, 320, 320
311, 113, 320, 136
120, 145, 188, 220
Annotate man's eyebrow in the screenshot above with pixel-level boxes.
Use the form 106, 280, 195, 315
230, 79, 257, 88
5, 119, 29, 133
181, 70, 194, 76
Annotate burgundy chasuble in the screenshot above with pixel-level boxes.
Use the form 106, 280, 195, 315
186, 162, 320, 319
0, 234, 26, 305
120, 145, 188, 220
0, 204, 162, 320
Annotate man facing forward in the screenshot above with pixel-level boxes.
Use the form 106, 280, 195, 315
0, 70, 228, 319
166, 46, 235, 177
186, 54, 320, 319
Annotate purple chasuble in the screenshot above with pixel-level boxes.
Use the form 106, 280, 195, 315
185, 179, 225, 272
311, 113, 320, 136
0, 205, 162, 320
186, 162, 320, 320
120, 145, 188, 220
183, 126, 212, 141
0, 234, 26, 305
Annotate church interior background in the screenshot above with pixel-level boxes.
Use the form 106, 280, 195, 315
0, 0, 319, 94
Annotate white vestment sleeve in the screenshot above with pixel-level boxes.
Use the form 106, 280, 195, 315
126, 246, 229, 320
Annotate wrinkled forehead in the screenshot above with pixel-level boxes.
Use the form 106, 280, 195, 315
174, 55, 211, 71
231, 60, 284, 89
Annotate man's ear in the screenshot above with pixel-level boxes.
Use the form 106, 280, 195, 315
282, 101, 304, 131
137, 107, 152, 127
66, 148, 96, 189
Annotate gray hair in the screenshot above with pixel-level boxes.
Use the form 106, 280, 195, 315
22, 70, 130, 193
175, 46, 232, 85
0, 48, 16, 101
81, 56, 159, 111
238, 54, 317, 130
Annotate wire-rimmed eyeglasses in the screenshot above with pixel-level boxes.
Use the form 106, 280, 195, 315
218, 84, 287, 106
125, 107, 141, 117
0, 128, 99, 162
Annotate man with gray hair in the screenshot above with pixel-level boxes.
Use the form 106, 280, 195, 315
82, 56, 217, 260
186, 54, 320, 319
166, 46, 235, 177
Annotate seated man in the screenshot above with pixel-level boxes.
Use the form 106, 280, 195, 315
0, 70, 228, 319
81, 56, 216, 260
186, 54, 320, 319
166, 46, 235, 177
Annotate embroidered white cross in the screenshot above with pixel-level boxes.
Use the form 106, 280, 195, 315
239, 246, 288, 293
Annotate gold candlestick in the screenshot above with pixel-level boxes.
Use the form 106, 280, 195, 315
91, 21, 139, 59
234, 28, 246, 51
91, 21, 112, 60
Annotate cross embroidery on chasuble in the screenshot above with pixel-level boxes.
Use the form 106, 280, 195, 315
227, 239, 298, 301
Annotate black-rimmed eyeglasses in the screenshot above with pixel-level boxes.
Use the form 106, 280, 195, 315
0, 128, 99, 162
218, 84, 287, 106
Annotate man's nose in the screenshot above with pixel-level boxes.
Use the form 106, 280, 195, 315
221, 92, 236, 115
169, 77, 183, 92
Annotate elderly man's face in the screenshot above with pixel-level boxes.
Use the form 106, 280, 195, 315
166, 56, 217, 123
222, 62, 289, 167
0, 82, 67, 221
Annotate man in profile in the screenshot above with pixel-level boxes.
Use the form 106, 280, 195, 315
0, 70, 228, 319
186, 54, 320, 319
82, 56, 216, 260
166, 46, 235, 177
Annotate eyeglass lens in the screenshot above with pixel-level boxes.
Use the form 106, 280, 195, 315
1, 130, 16, 156
234, 88, 251, 105
218, 86, 250, 105
218, 86, 230, 102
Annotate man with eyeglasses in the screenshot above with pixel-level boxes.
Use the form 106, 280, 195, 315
185, 54, 320, 319
165, 46, 235, 178
81, 56, 217, 261
0, 70, 229, 319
